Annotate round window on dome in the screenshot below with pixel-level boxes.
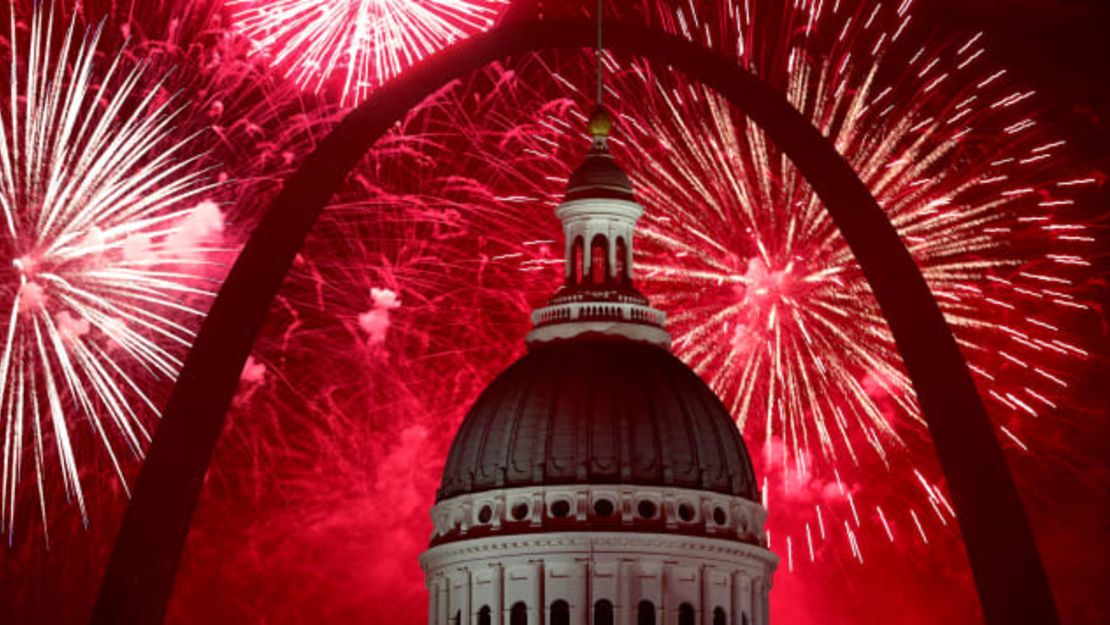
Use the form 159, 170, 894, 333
511, 501, 530, 521
677, 502, 696, 522
550, 499, 571, 518
712, 506, 728, 525
637, 499, 658, 519
477, 505, 493, 524
593, 498, 615, 517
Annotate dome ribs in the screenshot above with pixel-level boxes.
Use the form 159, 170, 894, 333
626, 351, 662, 484
544, 348, 580, 481
481, 354, 540, 491
575, 350, 600, 482
506, 353, 554, 486
648, 357, 697, 487
684, 366, 735, 492
663, 365, 718, 491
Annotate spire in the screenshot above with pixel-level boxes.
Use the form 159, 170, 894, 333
595, 0, 604, 108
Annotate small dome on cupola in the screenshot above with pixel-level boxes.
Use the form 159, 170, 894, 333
564, 108, 635, 202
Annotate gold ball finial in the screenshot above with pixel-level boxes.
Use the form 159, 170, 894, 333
587, 106, 613, 138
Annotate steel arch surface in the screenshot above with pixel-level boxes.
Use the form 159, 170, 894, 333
91, 17, 1059, 625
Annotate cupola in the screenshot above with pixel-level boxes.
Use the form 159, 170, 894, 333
526, 107, 671, 349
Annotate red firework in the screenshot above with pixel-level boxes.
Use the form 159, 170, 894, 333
226, 0, 511, 106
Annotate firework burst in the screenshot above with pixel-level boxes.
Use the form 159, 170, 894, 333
0, 6, 227, 539
623, 0, 1096, 563
226, 0, 510, 106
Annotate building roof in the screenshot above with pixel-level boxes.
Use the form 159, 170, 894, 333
437, 338, 758, 502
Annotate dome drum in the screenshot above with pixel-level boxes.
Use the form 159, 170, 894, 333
428, 484, 768, 548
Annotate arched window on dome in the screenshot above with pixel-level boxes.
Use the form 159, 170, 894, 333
478, 606, 491, 625
590, 234, 609, 284
713, 607, 727, 625
510, 602, 528, 625
549, 600, 569, 625
741, 612, 749, 625
594, 600, 614, 625
615, 236, 629, 283
451, 610, 461, 625
571, 236, 585, 285
637, 600, 656, 625
678, 603, 695, 625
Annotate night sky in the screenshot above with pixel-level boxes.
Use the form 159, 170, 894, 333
934, 3, 1110, 623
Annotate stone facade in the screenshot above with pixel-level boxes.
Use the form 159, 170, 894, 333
422, 532, 772, 625
421, 484, 775, 625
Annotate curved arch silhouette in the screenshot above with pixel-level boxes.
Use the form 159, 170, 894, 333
91, 18, 1058, 625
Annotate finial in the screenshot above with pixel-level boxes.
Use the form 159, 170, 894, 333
587, 106, 613, 139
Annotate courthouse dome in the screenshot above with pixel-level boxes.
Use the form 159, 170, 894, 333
437, 339, 758, 503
